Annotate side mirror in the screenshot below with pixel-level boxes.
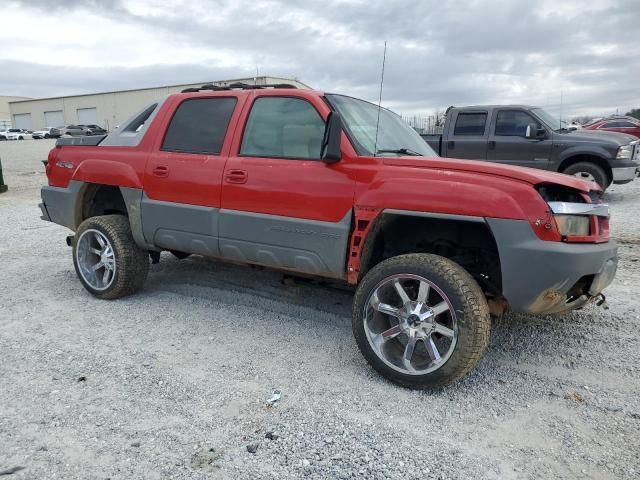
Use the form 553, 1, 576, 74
525, 123, 545, 139
321, 112, 342, 163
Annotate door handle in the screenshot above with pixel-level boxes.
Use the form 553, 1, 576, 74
447, 140, 455, 149
225, 169, 248, 184
152, 165, 169, 177
488, 140, 496, 149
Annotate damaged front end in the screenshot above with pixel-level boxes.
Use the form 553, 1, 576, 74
486, 183, 618, 316
527, 257, 616, 315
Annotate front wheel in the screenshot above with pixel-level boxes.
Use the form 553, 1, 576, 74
73, 215, 149, 299
562, 162, 609, 189
352, 253, 490, 389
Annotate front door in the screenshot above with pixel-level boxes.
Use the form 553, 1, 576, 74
142, 95, 239, 256
486, 109, 553, 170
220, 93, 355, 278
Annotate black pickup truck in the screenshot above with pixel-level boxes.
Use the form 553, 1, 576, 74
422, 105, 640, 189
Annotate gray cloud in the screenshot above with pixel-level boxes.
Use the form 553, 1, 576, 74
3, 0, 639, 117
20, 0, 125, 12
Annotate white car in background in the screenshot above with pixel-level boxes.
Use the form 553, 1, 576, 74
1, 128, 19, 140
32, 127, 62, 139
6, 129, 33, 140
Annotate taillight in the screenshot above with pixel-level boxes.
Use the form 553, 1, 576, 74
45, 147, 68, 186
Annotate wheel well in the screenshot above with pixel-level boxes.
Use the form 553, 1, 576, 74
77, 183, 127, 226
359, 214, 502, 296
558, 155, 612, 184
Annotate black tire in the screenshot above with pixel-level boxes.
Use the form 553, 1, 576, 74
44, 134, 50, 139
352, 253, 490, 389
170, 250, 191, 260
18, 136, 23, 140
562, 162, 609, 189
72, 215, 149, 299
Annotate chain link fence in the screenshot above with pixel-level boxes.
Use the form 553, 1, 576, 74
401, 112, 445, 135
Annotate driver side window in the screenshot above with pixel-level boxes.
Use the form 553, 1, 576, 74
495, 110, 541, 136
240, 97, 325, 160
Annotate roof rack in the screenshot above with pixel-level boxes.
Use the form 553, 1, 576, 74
181, 82, 298, 93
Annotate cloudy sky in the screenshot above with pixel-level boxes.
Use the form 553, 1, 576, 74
1, 0, 638, 118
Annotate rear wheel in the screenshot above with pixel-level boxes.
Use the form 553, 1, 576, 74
562, 162, 609, 189
73, 215, 149, 299
352, 253, 490, 389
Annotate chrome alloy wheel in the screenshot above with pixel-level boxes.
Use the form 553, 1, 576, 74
572, 171, 596, 182
75, 229, 116, 291
363, 274, 458, 375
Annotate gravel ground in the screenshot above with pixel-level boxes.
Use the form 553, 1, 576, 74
1, 140, 639, 479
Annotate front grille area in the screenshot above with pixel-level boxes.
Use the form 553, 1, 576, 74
588, 189, 603, 203
537, 185, 586, 203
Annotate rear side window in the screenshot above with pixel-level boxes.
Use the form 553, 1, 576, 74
162, 97, 237, 155
453, 112, 487, 136
495, 110, 541, 136
123, 104, 157, 133
240, 97, 325, 159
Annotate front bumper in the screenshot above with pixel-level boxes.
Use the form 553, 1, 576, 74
487, 218, 617, 315
612, 165, 639, 184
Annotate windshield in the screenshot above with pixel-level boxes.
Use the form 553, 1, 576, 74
325, 94, 436, 157
531, 108, 562, 131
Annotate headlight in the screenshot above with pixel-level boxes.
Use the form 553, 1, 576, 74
547, 201, 610, 241
616, 144, 633, 160
554, 215, 590, 236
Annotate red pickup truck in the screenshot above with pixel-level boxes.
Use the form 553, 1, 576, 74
40, 84, 617, 388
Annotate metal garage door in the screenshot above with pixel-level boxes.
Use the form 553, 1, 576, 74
45, 110, 64, 128
77, 107, 97, 125
13, 113, 32, 130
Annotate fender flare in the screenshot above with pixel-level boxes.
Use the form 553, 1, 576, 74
119, 187, 157, 250
352, 208, 497, 284
72, 159, 142, 189
557, 147, 613, 171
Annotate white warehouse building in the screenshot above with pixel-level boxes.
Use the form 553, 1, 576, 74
7, 76, 309, 131
1, 95, 31, 129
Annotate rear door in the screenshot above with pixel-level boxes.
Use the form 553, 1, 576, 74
141, 95, 242, 257
219, 92, 355, 278
442, 110, 489, 160
486, 109, 553, 169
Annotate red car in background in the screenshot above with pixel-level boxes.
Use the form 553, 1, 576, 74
584, 118, 640, 138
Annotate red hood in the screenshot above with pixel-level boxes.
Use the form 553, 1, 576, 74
382, 156, 599, 193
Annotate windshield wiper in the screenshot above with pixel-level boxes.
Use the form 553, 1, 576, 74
375, 148, 423, 156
